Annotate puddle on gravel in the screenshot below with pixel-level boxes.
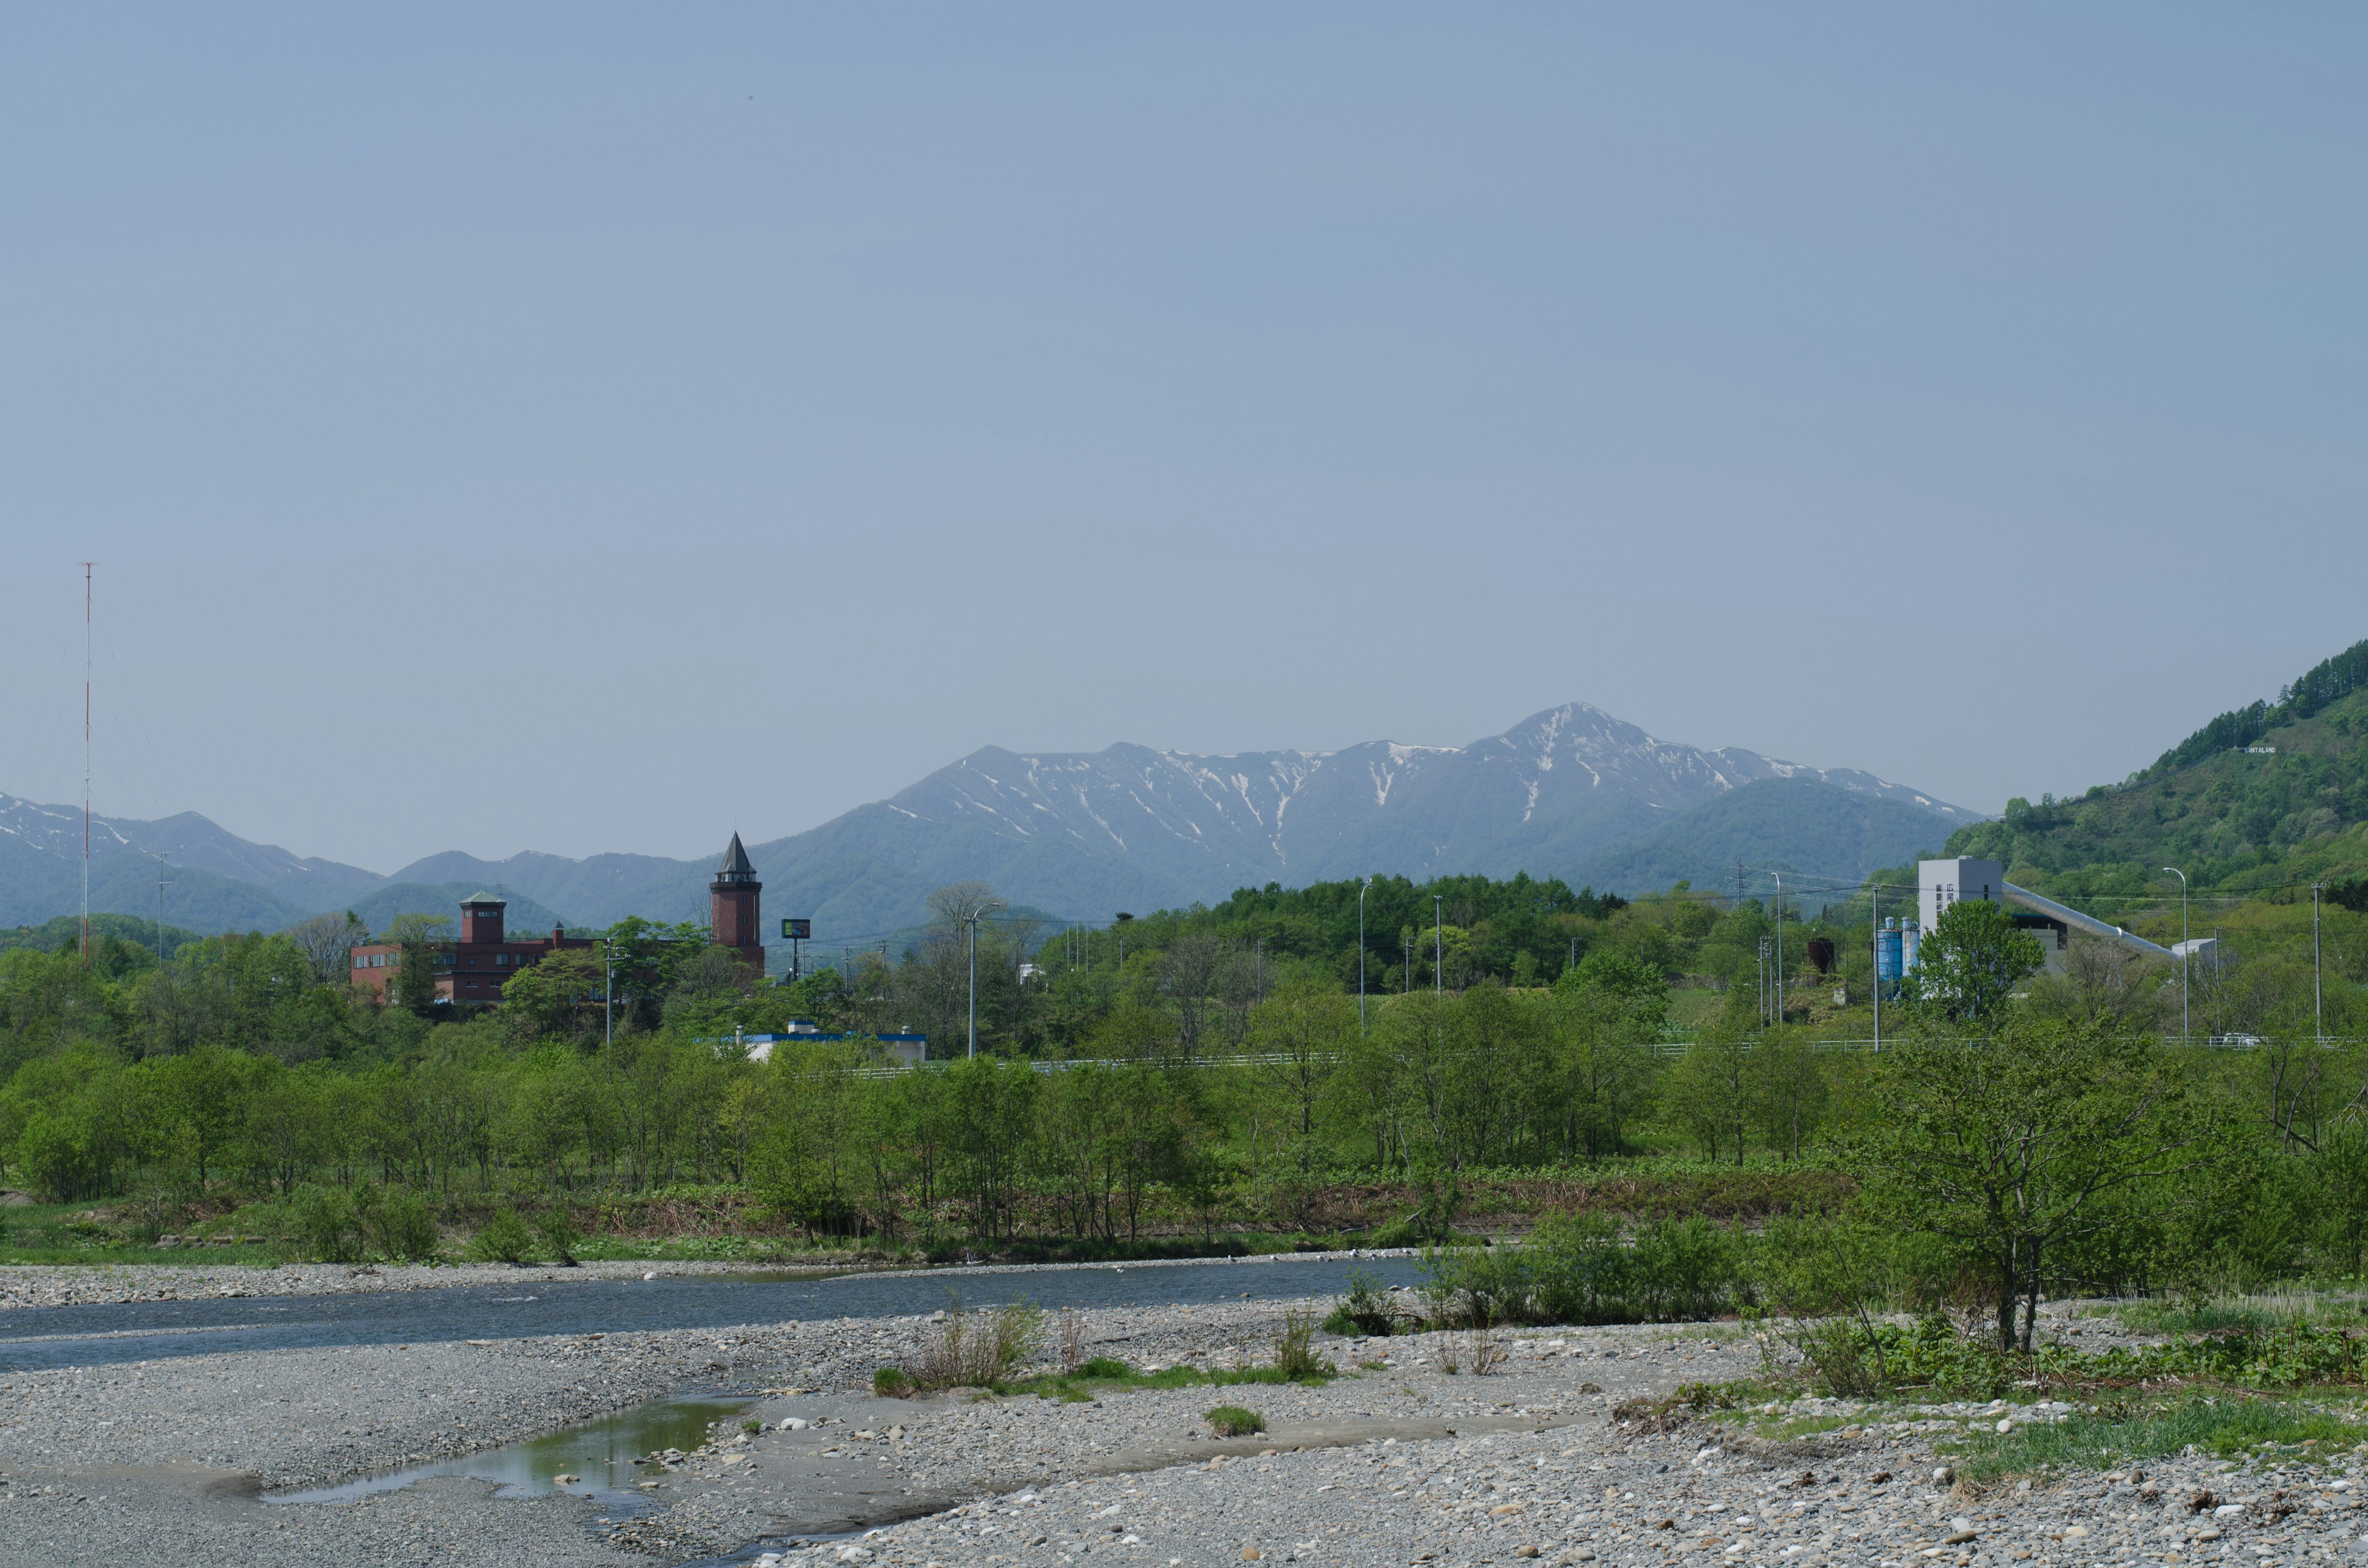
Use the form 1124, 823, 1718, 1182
267, 1393, 754, 1511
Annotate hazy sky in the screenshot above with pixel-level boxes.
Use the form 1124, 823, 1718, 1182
4, 6, 2361, 873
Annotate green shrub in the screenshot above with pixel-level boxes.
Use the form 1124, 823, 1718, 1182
873, 1366, 916, 1398
287, 1184, 363, 1263
467, 1208, 535, 1265
1421, 1212, 1748, 1328
1074, 1357, 1132, 1378
1324, 1266, 1402, 1336
1271, 1311, 1335, 1381
1207, 1405, 1265, 1438
534, 1206, 582, 1266
898, 1302, 1043, 1391
357, 1184, 440, 1263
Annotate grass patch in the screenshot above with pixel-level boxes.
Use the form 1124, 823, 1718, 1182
1716, 1409, 1868, 1442
1008, 1355, 1337, 1402
1943, 1395, 2368, 1485
2095, 1292, 2368, 1336
1207, 1406, 1266, 1438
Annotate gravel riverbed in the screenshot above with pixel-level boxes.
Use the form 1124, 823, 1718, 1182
0, 1266, 2358, 1568
0, 1258, 845, 1310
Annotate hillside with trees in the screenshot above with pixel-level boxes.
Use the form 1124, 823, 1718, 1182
1946, 636, 2368, 904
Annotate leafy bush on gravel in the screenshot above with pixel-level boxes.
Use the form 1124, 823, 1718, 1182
1207, 1406, 1265, 1438
873, 1367, 916, 1398
1323, 1266, 1408, 1336
357, 1184, 440, 1263
1421, 1212, 1746, 1328
467, 1208, 535, 1265
1793, 1311, 2368, 1401
535, 1205, 582, 1266
287, 1184, 364, 1263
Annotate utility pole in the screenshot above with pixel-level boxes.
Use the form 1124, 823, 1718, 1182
1870, 884, 1881, 1053
81, 562, 94, 969
1358, 876, 1371, 1033
2163, 866, 2189, 1043
2314, 882, 2325, 1045
1254, 936, 1264, 1005
1772, 872, 1784, 1027
602, 937, 614, 1048
1434, 894, 1444, 995
967, 914, 980, 1058
150, 854, 173, 967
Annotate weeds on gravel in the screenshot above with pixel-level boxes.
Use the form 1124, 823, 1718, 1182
1613, 1379, 1762, 1428
1009, 1353, 1337, 1403
1273, 1312, 1337, 1380
1323, 1267, 1412, 1336
891, 1300, 1045, 1392
1207, 1406, 1266, 1438
1944, 1394, 2368, 1485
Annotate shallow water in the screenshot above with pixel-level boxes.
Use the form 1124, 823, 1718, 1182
267, 1393, 752, 1512
0, 1254, 1428, 1371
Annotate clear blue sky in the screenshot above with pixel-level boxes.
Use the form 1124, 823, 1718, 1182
3, 6, 2361, 872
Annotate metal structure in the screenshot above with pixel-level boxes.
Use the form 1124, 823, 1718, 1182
1357, 876, 1372, 1032
1999, 881, 2176, 960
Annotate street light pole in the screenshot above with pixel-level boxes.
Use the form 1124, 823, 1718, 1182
1772, 872, 1784, 1027
967, 914, 980, 1059
2314, 882, 2325, 1045
602, 937, 614, 1048
1433, 894, 1444, 996
2162, 867, 2189, 1042
1358, 877, 1371, 1033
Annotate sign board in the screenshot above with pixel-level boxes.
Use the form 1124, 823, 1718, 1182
781, 919, 812, 940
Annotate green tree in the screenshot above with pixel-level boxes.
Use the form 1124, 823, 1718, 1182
1745, 1027, 1828, 1161
1666, 1028, 1751, 1164
501, 949, 608, 1045
381, 913, 454, 1017
1913, 899, 2045, 1022
1854, 1018, 2203, 1352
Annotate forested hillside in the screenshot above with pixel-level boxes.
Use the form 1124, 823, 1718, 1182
1945, 636, 2368, 902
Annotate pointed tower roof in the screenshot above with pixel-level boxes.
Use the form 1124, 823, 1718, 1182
713, 832, 758, 884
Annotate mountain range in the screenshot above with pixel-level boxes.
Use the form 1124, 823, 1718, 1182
2, 702, 1978, 941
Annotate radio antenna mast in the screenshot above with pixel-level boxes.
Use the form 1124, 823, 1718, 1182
81, 563, 94, 969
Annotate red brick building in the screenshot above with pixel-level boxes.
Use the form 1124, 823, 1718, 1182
348, 893, 595, 1006
347, 837, 767, 1006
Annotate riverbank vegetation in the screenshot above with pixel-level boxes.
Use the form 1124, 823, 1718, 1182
2, 814, 2366, 1332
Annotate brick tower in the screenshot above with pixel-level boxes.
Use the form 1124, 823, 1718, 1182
710, 833, 765, 975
